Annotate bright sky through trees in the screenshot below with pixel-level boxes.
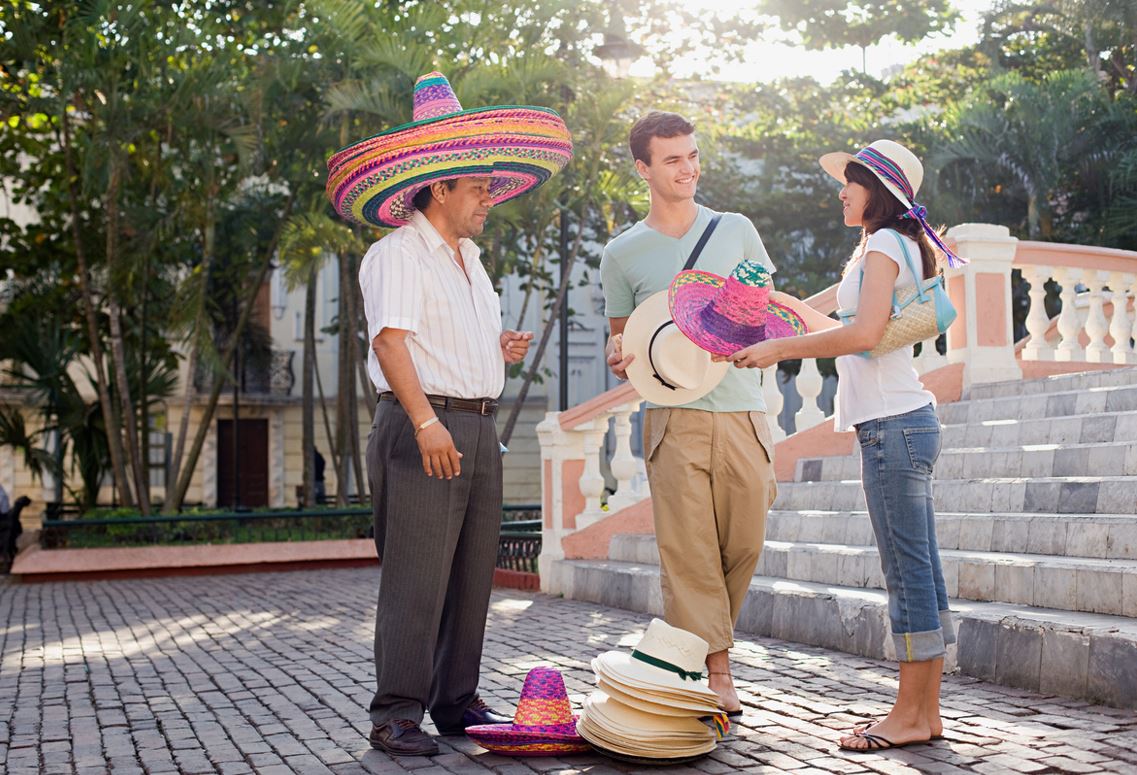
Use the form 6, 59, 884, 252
627, 0, 996, 82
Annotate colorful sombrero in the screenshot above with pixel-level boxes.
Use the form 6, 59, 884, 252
465, 667, 589, 757
668, 260, 807, 357
326, 72, 573, 228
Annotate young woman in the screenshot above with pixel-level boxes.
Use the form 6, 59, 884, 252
719, 140, 964, 752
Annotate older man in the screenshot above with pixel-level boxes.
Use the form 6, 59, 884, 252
328, 71, 572, 756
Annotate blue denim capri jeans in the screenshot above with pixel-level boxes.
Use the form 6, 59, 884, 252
856, 403, 956, 662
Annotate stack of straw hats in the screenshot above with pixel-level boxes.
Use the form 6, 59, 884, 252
577, 618, 725, 763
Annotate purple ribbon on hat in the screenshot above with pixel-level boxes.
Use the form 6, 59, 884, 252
854, 147, 967, 269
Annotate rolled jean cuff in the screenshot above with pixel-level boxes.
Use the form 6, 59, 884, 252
893, 627, 947, 662
941, 609, 957, 646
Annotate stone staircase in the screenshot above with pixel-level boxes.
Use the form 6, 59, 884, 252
546, 368, 1137, 708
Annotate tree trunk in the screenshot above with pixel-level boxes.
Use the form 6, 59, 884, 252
105, 159, 152, 516
500, 209, 586, 445
171, 204, 215, 485
302, 266, 317, 508
343, 251, 367, 501
314, 347, 342, 477
167, 193, 295, 512
60, 108, 135, 507
335, 249, 352, 505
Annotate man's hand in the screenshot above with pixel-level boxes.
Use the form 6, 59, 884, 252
415, 421, 463, 479
501, 330, 533, 364
606, 333, 634, 380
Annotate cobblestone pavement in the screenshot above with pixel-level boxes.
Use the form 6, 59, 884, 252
3, 570, 1136, 775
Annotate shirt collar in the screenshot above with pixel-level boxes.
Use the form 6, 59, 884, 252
409, 210, 480, 264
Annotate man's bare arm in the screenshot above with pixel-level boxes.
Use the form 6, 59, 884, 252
373, 328, 463, 479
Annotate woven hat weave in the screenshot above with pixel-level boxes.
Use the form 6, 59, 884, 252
326, 72, 573, 228
669, 260, 806, 357
465, 666, 589, 756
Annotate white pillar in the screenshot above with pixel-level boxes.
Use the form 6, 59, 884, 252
943, 223, 1023, 387
606, 404, 640, 513
1110, 273, 1135, 364
1054, 267, 1085, 362
794, 358, 825, 431
1021, 266, 1055, 361
762, 366, 786, 441
1083, 271, 1111, 363
576, 418, 609, 530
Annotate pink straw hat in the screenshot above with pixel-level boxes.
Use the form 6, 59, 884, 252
465, 667, 589, 756
668, 260, 806, 357
327, 72, 573, 228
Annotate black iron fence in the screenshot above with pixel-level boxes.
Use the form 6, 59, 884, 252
40, 503, 544, 574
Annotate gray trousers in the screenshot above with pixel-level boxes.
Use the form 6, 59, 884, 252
366, 399, 502, 728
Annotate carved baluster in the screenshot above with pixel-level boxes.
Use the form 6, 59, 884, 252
1022, 266, 1054, 361
1054, 267, 1085, 362
795, 358, 825, 431
576, 417, 609, 529
1083, 271, 1110, 363
606, 404, 640, 513
762, 366, 786, 441
1111, 272, 1135, 364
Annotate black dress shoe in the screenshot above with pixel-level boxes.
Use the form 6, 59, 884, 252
369, 719, 439, 756
434, 695, 512, 735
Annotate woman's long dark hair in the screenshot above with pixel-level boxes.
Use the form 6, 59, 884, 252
844, 162, 937, 280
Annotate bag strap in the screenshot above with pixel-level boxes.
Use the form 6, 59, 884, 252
682, 213, 722, 272
856, 228, 927, 309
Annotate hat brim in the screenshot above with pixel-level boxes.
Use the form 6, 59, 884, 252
622, 291, 730, 407
819, 151, 913, 210
668, 271, 807, 357
592, 653, 720, 703
596, 676, 719, 717
327, 106, 573, 228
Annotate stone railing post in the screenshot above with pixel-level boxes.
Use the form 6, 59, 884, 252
536, 413, 585, 586
944, 223, 1023, 387
606, 405, 643, 513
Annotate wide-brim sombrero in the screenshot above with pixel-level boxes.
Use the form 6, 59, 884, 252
669, 268, 807, 357
326, 72, 572, 228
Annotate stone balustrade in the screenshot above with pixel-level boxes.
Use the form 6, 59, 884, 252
537, 225, 1137, 586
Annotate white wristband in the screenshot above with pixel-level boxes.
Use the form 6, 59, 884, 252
414, 416, 440, 437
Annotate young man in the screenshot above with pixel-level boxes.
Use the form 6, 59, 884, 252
329, 72, 572, 756
600, 111, 778, 715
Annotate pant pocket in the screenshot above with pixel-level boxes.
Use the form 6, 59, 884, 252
643, 408, 671, 463
746, 411, 777, 465
903, 426, 941, 474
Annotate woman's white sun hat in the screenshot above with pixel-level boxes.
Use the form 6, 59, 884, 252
818, 139, 965, 268
621, 291, 729, 406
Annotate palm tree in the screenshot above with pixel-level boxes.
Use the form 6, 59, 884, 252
929, 69, 1107, 239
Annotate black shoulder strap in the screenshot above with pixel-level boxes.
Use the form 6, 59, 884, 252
682, 213, 722, 272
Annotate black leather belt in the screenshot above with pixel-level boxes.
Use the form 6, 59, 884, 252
378, 392, 498, 416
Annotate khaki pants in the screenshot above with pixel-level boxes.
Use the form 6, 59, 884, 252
643, 408, 778, 653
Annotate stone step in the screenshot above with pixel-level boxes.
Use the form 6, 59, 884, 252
938, 383, 1137, 425
773, 476, 1136, 515
544, 558, 1137, 708
607, 533, 1137, 617
939, 410, 1137, 448
762, 509, 1137, 561
964, 367, 1137, 401
796, 440, 1137, 482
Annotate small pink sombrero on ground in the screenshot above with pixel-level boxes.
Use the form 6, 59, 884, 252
326, 72, 573, 228
668, 260, 807, 357
465, 667, 589, 756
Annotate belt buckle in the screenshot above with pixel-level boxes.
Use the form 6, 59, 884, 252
480, 399, 491, 416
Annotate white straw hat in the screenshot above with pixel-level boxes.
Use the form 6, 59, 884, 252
622, 291, 729, 406
592, 618, 719, 704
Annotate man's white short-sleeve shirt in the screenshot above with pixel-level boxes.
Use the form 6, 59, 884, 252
359, 211, 504, 399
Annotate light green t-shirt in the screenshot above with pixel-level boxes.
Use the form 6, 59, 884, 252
599, 205, 776, 413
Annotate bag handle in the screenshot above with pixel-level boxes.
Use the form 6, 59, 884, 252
682, 213, 722, 272
856, 228, 928, 310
